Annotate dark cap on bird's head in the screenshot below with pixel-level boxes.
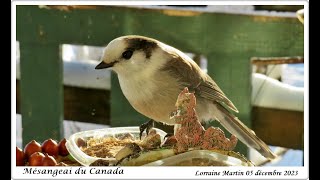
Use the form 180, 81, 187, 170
123, 36, 158, 59
95, 35, 159, 70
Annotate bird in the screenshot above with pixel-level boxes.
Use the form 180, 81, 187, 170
95, 35, 276, 159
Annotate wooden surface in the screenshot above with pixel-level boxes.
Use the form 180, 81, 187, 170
16, 80, 111, 125
251, 56, 304, 65
63, 86, 110, 125
254, 5, 304, 12
252, 106, 303, 150
19, 43, 63, 145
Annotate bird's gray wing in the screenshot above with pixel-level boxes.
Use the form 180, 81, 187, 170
161, 50, 238, 113
196, 74, 239, 113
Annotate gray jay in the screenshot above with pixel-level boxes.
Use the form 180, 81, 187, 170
95, 35, 276, 159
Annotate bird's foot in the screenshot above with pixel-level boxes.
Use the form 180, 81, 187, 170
139, 119, 154, 140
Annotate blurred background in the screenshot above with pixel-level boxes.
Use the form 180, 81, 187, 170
15, 5, 305, 166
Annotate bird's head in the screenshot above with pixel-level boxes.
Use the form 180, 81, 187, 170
95, 35, 164, 75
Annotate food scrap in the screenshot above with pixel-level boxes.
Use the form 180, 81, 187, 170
115, 143, 141, 161
139, 130, 161, 150
80, 130, 162, 164
89, 159, 110, 166
170, 87, 238, 153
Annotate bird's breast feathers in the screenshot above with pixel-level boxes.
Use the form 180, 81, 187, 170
118, 70, 180, 124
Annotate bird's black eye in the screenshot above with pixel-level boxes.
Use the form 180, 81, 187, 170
122, 50, 133, 60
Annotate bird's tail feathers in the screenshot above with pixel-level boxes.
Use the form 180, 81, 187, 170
215, 103, 277, 160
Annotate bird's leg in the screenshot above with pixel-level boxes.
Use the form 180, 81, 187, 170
139, 119, 154, 140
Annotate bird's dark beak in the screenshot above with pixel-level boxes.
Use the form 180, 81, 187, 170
95, 61, 115, 69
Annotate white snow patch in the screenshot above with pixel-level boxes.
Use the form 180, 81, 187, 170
124, 5, 297, 17
63, 60, 111, 90
16, 43, 110, 90
252, 73, 303, 111
281, 64, 304, 87
16, 58, 111, 90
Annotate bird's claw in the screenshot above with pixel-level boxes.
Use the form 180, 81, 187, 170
139, 119, 154, 140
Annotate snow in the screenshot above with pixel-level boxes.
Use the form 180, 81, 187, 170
63, 60, 111, 90
252, 64, 283, 80
16, 59, 111, 90
252, 73, 303, 111
125, 5, 297, 17
281, 64, 304, 88
16, 43, 111, 90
